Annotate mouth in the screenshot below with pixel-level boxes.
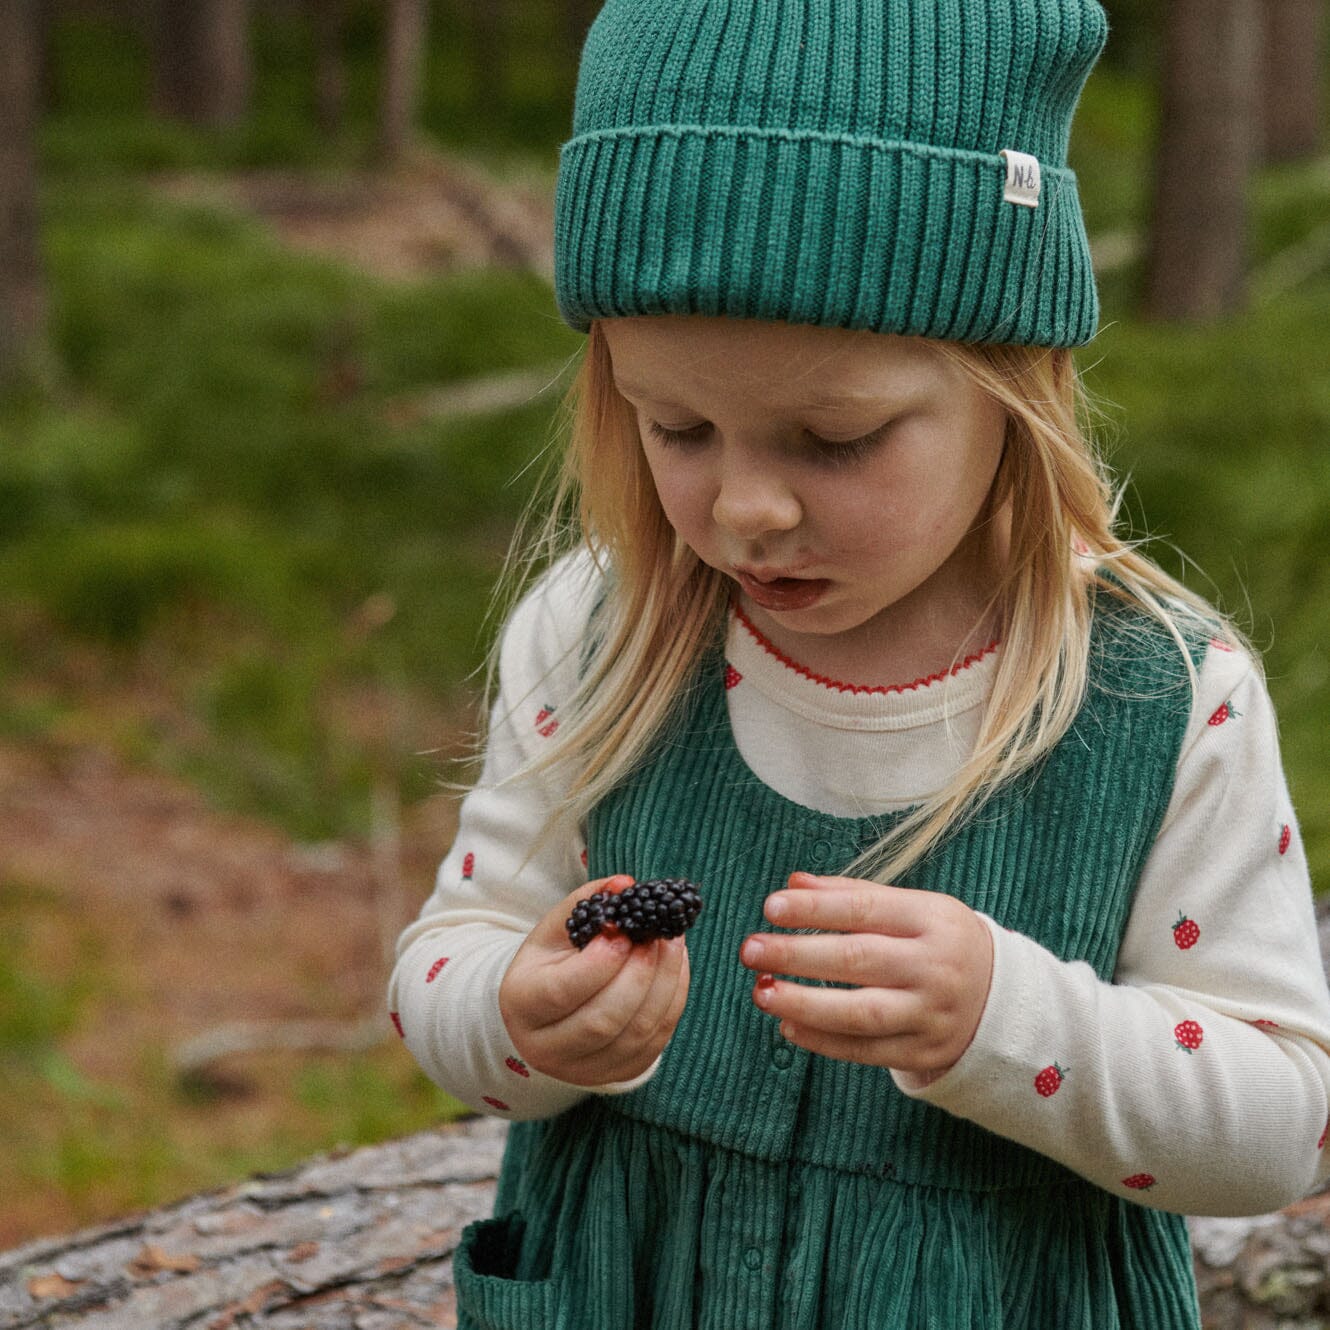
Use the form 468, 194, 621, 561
733, 568, 832, 612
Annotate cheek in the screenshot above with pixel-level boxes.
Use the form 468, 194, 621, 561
642, 449, 707, 539
815, 454, 995, 561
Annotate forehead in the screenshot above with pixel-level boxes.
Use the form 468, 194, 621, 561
600, 315, 953, 410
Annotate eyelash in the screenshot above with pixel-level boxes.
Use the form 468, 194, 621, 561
644, 420, 890, 466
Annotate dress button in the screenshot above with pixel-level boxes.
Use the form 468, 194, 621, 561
771, 1041, 794, 1069
810, 839, 832, 863
743, 1247, 763, 1271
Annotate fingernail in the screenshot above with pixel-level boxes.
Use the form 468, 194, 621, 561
741, 936, 765, 966
753, 973, 776, 1006
789, 872, 820, 888
766, 895, 788, 923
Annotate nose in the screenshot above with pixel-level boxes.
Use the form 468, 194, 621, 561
711, 453, 802, 540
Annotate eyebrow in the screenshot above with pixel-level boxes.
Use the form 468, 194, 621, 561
804, 392, 890, 410
613, 381, 894, 412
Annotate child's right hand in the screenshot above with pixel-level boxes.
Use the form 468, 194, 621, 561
499, 876, 691, 1087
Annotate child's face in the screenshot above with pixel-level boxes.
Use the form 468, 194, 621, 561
601, 315, 1009, 678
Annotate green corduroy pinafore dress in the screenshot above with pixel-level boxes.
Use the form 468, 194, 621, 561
453, 595, 1205, 1329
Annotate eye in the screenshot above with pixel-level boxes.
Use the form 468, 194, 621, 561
645, 420, 711, 448
806, 422, 894, 466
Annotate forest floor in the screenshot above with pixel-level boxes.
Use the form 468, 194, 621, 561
154, 147, 557, 284
0, 150, 553, 1247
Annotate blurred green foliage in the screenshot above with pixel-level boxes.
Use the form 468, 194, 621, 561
1070, 61, 1330, 888
1099, 1, 1159, 74
0, 1, 1324, 867
1, 176, 581, 838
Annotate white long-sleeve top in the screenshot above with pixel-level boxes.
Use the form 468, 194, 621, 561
389, 552, 1330, 1217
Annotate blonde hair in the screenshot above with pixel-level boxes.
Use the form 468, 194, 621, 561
489, 321, 1227, 883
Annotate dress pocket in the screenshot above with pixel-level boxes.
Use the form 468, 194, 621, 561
454, 1214, 568, 1330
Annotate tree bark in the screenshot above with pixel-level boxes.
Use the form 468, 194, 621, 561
377, 0, 429, 166
0, 0, 47, 392
0, 1118, 507, 1330
1144, 0, 1262, 322
151, 0, 252, 128
1260, 0, 1325, 163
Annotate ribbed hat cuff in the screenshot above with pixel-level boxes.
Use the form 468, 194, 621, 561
554, 124, 1098, 348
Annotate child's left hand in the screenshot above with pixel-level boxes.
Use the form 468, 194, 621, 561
738, 871, 994, 1082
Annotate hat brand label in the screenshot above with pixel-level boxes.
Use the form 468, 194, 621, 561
1000, 149, 1042, 208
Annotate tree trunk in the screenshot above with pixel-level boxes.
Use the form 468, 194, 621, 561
309, 0, 350, 137
1261, 0, 1325, 162
377, 0, 429, 166
565, 0, 599, 61
1144, 0, 1262, 321
471, 0, 505, 114
0, 0, 47, 392
151, 0, 252, 128
35, 0, 58, 113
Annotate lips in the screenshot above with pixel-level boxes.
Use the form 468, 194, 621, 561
734, 569, 831, 612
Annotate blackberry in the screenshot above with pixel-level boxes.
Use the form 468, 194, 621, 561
566, 878, 703, 949
565, 892, 614, 949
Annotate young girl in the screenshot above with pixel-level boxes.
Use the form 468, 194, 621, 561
390, 1, 1330, 1325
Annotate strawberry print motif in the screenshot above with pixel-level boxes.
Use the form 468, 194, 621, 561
1278, 824, 1292, 856
462, 852, 475, 879
724, 663, 743, 690
390, 1011, 405, 1038
580, 847, 589, 868
1208, 636, 1235, 653
1034, 1063, 1066, 1097
535, 704, 559, 739
425, 957, 449, 983
1171, 913, 1200, 950
1207, 699, 1240, 727
1320, 1119, 1328, 1150
1250, 1019, 1280, 1029
482, 1096, 511, 1112
505, 1056, 530, 1078
1122, 1174, 1156, 1191
1174, 1019, 1204, 1053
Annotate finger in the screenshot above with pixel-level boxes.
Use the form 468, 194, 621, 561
739, 930, 923, 987
530, 874, 636, 950
751, 975, 925, 1040
764, 875, 934, 936
664, 944, 690, 1030
557, 949, 691, 1087
598, 947, 691, 1081
537, 938, 666, 1058
619, 936, 689, 1045
774, 1021, 916, 1071
510, 928, 634, 1030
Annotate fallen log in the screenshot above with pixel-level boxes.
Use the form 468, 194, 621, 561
0, 1117, 505, 1330
2, 1114, 1327, 1328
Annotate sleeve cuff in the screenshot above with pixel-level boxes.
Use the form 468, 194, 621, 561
593, 1057, 662, 1096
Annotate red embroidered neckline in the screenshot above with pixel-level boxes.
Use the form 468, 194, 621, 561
732, 600, 999, 697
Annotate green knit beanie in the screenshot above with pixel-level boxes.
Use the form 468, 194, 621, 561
554, 0, 1107, 347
